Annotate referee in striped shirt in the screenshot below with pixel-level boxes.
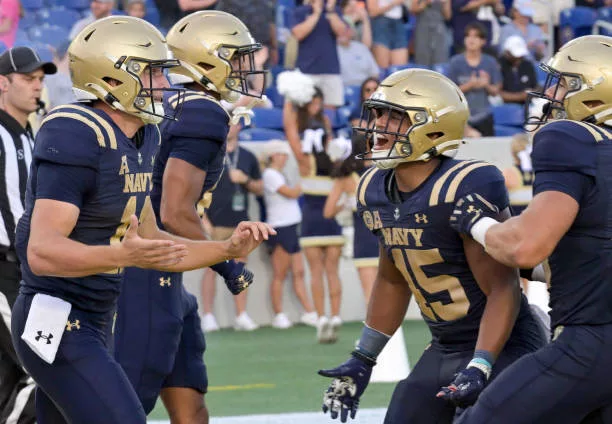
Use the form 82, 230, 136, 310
0, 46, 56, 424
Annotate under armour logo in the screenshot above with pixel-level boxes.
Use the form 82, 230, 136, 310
66, 320, 80, 331
466, 205, 482, 215
414, 213, 428, 224
35, 331, 53, 344
237, 275, 249, 290
394, 208, 400, 221
159, 277, 171, 287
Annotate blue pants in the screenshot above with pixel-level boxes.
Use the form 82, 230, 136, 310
385, 312, 546, 424
11, 293, 146, 424
114, 268, 207, 414
456, 324, 612, 424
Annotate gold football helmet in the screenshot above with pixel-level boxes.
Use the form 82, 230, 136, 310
527, 35, 612, 128
166, 11, 264, 102
69, 16, 182, 124
355, 68, 469, 169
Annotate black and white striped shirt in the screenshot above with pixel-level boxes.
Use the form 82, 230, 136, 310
0, 110, 33, 252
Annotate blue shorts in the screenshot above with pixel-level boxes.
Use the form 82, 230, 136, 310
372, 16, 408, 50
457, 323, 612, 424
267, 223, 301, 254
114, 268, 207, 414
12, 292, 146, 424
300, 195, 344, 248
384, 312, 545, 423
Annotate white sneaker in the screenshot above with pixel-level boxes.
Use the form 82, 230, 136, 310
272, 313, 293, 329
317, 316, 334, 344
325, 315, 341, 343
234, 312, 259, 331
202, 313, 219, 333
330, 315, 343, 328
300, 311, 318, 327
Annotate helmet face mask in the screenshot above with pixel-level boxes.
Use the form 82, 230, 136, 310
525, 63, 581, 130
354, 98, 429, 169
122, 56, 184, 124
221, 43, 265, 98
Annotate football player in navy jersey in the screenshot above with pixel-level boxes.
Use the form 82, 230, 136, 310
318, 69, 546, 424
452, 35, 612, 424
113, 10, 267, 424
11, 16, 273, 424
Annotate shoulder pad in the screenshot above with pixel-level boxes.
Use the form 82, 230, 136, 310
532, 119, 604, 176
164, 91, 230, 142
356, 167, 382, 211
429, 160, 508, 210
34, 104, 119, 167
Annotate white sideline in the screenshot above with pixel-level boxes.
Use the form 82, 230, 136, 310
149, 408, 387, 424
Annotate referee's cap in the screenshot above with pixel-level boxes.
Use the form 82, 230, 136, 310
0, 47, 57, 76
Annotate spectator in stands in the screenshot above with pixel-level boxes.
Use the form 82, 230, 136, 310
341, 0, 373, 48
283, 85, 345, 343
499, 35, 537, 105
498, 0, 546, 61
0, 0, 20, 48
366, 0, 408, 68
349, 76, 379, 125
69, 0, 114, 40
178, 0, 218, 13
575, 0, 605, 7
261, 141, 318, 330
200, 122, 264, 332
219, 0, 278, 67
124, 0, 146, 18
337, 24, 380, 86
290, 0, 347, 109
45, 40, 76, 109
448, 22, 502, 136
450, 0, 481, 54
411, 0, 451, 68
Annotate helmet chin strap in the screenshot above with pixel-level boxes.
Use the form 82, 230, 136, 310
371, 149, 406, 169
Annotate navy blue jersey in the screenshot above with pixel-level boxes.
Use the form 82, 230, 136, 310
509, 164, 534, 216
15, 104, 160, 313
532, 119, 612, 328
152, 91, 229, 221
357, 158, 527, 349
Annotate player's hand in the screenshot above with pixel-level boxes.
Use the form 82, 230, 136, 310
449, 193, 499, 235
121, 215, 188, 268
318, 353, 373, 422
223, 261, 254, 295
436, 366, 487, 408
229, 169, 249, 184
227, 221, 276, 258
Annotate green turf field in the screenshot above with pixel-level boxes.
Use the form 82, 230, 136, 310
148, 320, 430, 420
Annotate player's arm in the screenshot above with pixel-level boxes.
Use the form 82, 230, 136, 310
138, 198, 275, 273
283, 101, 311, 176
160, 157, 208, 241
28, 165, 185, 277
465, 208, 521, 358
480, 192, 578, 268
318, 243, 411, 421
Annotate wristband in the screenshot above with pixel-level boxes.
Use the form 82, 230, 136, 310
467, 349, 494, 380
355, 324, 391, 360
470, 217, 498, 249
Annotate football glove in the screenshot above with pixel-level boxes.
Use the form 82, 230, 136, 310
318, 352, 374, 422
449, 193, 500, 235
436, 365, 488, 408
223, 261, 254, 295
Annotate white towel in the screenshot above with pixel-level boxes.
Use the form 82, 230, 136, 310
21, 294, 71, 364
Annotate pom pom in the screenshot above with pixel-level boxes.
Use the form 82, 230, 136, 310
327, 136, 353, 162
276, 69, 316, 107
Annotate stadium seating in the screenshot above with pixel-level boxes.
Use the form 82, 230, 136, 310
21, 0, 44, 11
38, 7, 82, 30
534, 63, 548, 87
252, 108, 284, 130
432, 62, 450, 77
29, 24, 69, 49
492, 104, 524, 127
19, 13, 39, 30
594, 7, 612, 36
238, 128, 286, 142
52, 0, 90, 10
383, 63, 430, 79
343, 85, 361, 109
559, 7, 597, 45
264, 85, 284, 109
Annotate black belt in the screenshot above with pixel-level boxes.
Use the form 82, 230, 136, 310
0, 251, 18, 263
